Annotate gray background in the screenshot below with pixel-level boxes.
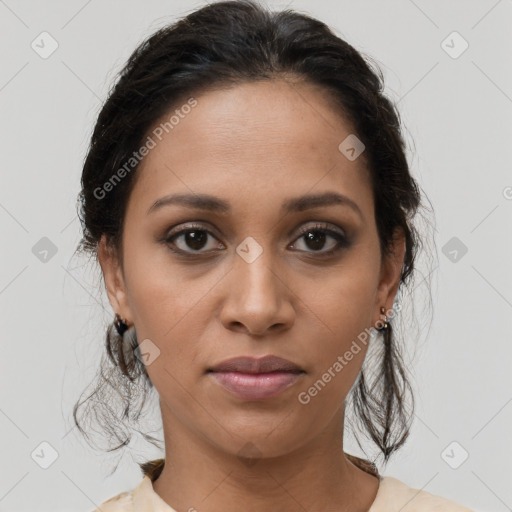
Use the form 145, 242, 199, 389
1, 0, 511, 511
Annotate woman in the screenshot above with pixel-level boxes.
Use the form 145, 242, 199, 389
73, 1, 474, 510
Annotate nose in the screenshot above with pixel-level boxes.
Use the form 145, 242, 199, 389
219, 250, 295, 337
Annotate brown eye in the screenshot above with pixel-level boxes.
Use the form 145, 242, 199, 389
164, 224, 224, 254
292, 223, 350, 255
177, 230, 209, 250
301, 230, 329, 251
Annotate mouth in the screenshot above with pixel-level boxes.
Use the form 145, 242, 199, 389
208, 355, 304, 374
207, 355, 305, 401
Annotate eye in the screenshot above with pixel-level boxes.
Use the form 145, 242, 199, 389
164, 223, 224, 254
162, 222, 350, 257
290, 223, 350, 255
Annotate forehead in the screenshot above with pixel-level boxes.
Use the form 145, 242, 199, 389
128, 79, 373, 218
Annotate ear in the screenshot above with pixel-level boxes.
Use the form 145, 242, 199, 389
97, 234, 133, 324
373, 227, 406, 325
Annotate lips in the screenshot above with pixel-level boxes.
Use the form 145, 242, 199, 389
208, 355, 305, 401
208, 355, 304, 374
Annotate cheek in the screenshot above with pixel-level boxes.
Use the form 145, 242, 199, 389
305, 259, 379, 342
298, 260, 378, 390
122, 236, 198, 334
121, 241, 215, 381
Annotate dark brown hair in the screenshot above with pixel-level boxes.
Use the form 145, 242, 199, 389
72, 0, 435, 471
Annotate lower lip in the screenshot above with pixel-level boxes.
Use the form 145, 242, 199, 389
209, 371, 303, 400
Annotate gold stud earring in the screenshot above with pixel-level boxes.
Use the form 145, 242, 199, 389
377, 306, 388, 331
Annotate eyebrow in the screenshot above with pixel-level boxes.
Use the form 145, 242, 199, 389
147, 191, 363, 218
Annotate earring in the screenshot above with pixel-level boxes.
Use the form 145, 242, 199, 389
114, 313, 129, 336
376, 306, 389, 331
113, 314, 143, 378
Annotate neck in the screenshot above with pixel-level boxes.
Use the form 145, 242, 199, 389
151, 407, 380, 512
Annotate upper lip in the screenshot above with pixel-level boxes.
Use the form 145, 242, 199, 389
208, 355, 304, 374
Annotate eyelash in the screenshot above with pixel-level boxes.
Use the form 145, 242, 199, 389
162, 222, 350, 258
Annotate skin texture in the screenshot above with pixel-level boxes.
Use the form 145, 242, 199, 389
98, 78, 406, 512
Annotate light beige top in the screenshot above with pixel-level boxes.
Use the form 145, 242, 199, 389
92, 456, 475, 512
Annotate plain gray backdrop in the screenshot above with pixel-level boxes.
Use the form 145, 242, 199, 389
0, 1, 511, 511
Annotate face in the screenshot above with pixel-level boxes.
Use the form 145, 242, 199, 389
99, 79, 405, 459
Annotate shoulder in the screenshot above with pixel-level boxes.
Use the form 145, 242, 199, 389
371, 476, 476, 512
89, 459, 165, 511
89, 489, 134, 512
